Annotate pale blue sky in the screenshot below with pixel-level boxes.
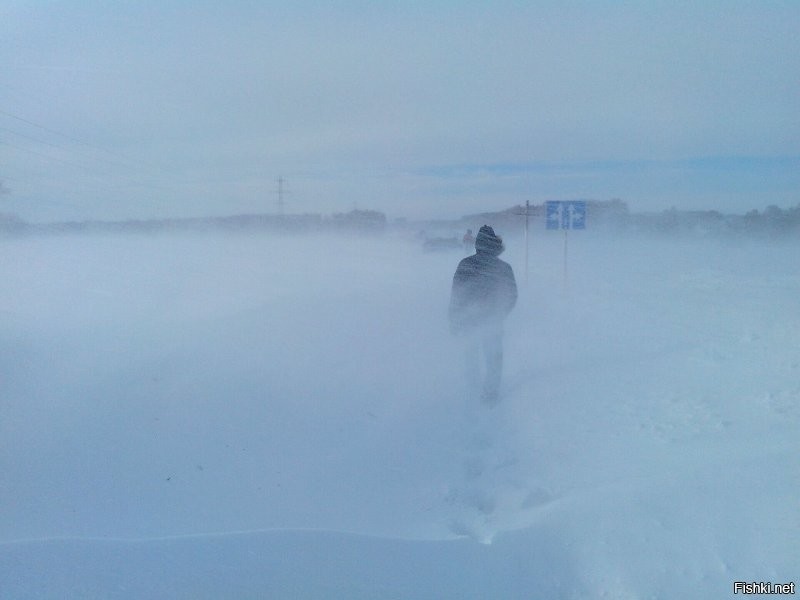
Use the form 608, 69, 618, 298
1, 1, 798, 222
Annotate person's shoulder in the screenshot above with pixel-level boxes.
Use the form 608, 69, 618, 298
497, 258, 515, 273
457, 254, 478, 267
454, 254, 479, 274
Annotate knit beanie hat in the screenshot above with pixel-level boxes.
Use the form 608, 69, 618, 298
475, 225, 504, 255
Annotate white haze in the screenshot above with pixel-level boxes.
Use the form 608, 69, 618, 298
1, 230, 798, 598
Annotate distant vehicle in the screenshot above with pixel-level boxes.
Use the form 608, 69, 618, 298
423, 236, 462, 252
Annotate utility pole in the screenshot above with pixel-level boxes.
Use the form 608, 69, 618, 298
514, 200, 536, 286
275, 176, 289, 215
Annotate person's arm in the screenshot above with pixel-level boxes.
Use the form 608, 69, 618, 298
449, 261, 470, 333
504, 263, 517, 313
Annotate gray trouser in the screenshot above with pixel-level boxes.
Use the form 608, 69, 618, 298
464, 327, 503, 395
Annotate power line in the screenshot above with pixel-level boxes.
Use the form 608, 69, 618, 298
0, 125, 69, 152
0, 124, 142, 172
0, 107, 281, 218
0, 134, 189, 204
0, 107, 150, 169
0, 137, 99, 173
0, 108, 193, 201
0, 108, 99, 149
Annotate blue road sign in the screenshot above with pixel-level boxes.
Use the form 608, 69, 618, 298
546, 201, 586, 230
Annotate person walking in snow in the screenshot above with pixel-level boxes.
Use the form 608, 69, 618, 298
462, 228, 475, 253
449, 225, 517, 405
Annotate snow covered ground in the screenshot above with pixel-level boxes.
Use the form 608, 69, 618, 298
1, 229, 797, 598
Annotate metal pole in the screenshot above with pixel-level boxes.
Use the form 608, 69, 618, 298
524, 200, 529, 286
563, 228, 569, 293
277, 176, 284, 215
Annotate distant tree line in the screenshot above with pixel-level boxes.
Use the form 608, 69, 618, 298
0, 209, 388, 236
628, 204, 800, 236
2, 201, 798, 238
741, 204, 800, 234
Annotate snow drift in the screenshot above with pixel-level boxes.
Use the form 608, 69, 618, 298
1, 229, 797, 598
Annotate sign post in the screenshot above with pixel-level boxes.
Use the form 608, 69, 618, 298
514, 200, 535, 286
546, 201, 586, 291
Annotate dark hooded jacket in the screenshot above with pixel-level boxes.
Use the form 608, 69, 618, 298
449, 226, 517, 334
